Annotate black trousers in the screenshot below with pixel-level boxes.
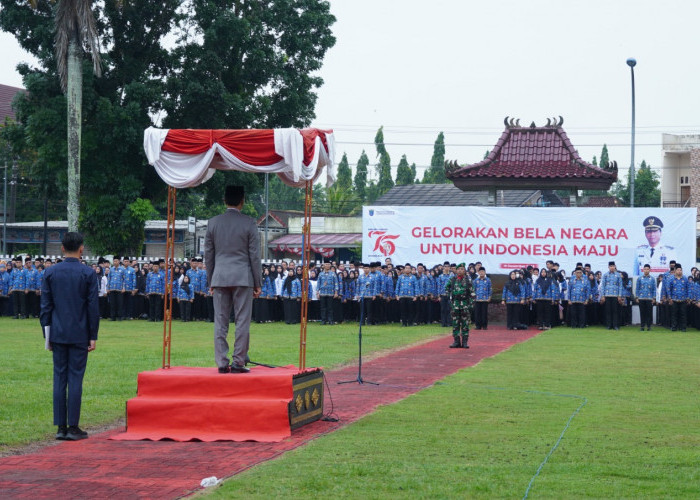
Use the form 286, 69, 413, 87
333, 297, 343, 323
109, 291, 124, 320
671, 301, 687, 330
27, 291, 40, 317
399, 297, 413, 325
11, 290, 26, 317
320, 295, 334, 324
363, 298, 374, 324
123, 293, 135, 319
604, 297, 619, 329
283, 298, 298, 324
149, 294, 163, 321
474, 301, 489, 328
413, 297, 426, 324
193, 294, 205, 320
52, 342, 89, 427
440, 296, 451, 326
638, 299, 653, 328
506, 303, 520, 329
536, 300, 552, 327
569, 302, 586, 328
179, 300, 192, 321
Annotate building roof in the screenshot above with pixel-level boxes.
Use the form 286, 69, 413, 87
0, 83, 25, 123
373, 183, 550, 207
447, 117, 617, 191
269, 233, 361, 248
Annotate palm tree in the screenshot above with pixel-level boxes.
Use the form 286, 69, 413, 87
325, 185, 360, 215
32, 0, 102, 231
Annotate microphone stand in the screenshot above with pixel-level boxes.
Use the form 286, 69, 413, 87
338, 280, 378, 385
244, 354, 280, 369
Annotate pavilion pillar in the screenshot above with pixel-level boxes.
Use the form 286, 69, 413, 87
487, 188, 497, 206
569, 189, 579, 207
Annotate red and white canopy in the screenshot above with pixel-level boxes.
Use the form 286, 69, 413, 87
144, 127, 336, 189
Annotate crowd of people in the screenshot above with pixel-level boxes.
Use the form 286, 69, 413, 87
2, 255, 700, 333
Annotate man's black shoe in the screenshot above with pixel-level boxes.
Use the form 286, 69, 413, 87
218, 365, 231, 374
56, 426, 68, 440
449, 338, 461, 348
65, 426, 88, 441
230, 364, 250, 373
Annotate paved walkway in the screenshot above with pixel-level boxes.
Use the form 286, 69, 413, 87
0, 327, 539, 499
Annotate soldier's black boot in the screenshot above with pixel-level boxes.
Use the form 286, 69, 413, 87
449, 335, 462, 348
461, 333, 469, 348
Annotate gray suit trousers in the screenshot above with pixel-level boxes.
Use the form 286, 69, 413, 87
213, 286, 252, 368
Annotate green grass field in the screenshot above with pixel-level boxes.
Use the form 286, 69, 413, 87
2, 318, 699, 498
0, 317, 443, 451
206, 327, 700, 499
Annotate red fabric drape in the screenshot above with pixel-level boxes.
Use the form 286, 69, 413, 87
162, 128, 333, 167
162, 129, 282, 166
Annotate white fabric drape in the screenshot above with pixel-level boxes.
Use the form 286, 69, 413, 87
144, 127, 336, 189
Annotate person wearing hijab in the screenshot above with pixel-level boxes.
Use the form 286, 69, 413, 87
502, 270, 523, 330
533, 268, 553, 329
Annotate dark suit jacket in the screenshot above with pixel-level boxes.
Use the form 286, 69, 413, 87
40, 257, 100, 344
205, 208, 262, 289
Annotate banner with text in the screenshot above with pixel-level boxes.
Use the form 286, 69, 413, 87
362, 206, 697, 275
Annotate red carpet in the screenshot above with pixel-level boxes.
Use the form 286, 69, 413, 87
112, 365, 311, 442
0, 327, 539, 499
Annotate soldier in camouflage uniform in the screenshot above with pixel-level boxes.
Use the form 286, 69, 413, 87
445, 262, 475, 349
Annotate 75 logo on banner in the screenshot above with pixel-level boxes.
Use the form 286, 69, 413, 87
369, 230, 399, 256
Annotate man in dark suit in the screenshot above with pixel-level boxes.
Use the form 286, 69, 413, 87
40, 232, 100, 440
205, 185, 262, 374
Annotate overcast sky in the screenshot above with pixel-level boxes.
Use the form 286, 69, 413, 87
2, 0, 699, 182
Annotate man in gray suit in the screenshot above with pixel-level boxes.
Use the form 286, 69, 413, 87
205, 185, 262, 373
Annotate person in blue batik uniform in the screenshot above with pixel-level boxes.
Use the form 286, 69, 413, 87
667, 263, 689, 331
146, 264, 164, 321
10, 257, 27, 319
472, 267, 491, 330
437, 262, 453, 327
0, 261, 10, 316
567, 268, 591, 328
502, 271, 523, 330
177, 274, 195, 322
317, 262, 339, 325
395, 264, 417, 327
635, 264, 656, 331
107, 257, 125, 321
600, 261, 623, 330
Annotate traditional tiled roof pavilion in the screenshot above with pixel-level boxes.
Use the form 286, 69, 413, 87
446, 116, 617, 206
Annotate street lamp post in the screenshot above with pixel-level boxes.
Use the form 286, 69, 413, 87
627, 57, 637, 207
264, 172, 269, 260
2, 162, 7, 255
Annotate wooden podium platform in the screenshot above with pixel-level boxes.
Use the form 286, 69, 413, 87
112, 365, 323, 442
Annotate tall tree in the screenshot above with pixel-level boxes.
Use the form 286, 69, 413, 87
354, 150, 369, 202
336, 152, 352, 191
422, 131, 447, 183
610, 160, 660, 207
325, 185, 359, 215
1, 0, 336, 254
374, 126, 393, 195
26, 0, 102, 232
599, 144, 610, 168
395, 154, 414, 185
